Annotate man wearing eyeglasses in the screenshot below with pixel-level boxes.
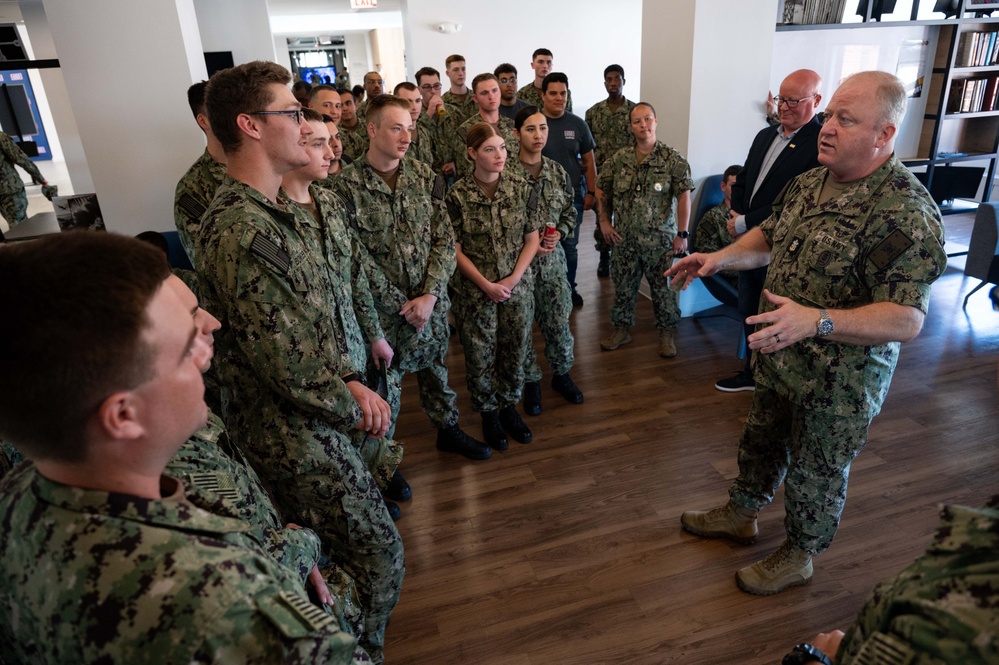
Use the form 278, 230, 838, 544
416, 65, 458, 179
356, 71, 385, 122
495, 63, 528, 121
195, 61, 404, 664
714, 69, 824, 394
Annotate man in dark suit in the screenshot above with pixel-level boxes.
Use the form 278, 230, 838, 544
715, 69, 823, 392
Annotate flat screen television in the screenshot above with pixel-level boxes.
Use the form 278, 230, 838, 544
914, 166, 985, 205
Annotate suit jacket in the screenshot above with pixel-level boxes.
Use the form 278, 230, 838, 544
731, 116, 822, 231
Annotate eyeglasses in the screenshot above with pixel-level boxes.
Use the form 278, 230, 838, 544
773, 95, 816, 109
248, 109, 303, 124
499, 77, 517, 85
367, 79, 384, 86
419, 83, 443, 92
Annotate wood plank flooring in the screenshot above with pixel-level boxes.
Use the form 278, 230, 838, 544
383, 210, 999, 665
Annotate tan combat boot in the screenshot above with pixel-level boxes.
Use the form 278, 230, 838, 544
736, 540, 813, 595
659, 328, 677, 358
600, 327, 632, 351
680, 501, 758, 544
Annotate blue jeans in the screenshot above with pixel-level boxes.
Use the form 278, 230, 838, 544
560, 189, 585, 293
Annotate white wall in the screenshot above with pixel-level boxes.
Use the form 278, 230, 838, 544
772, 24, 937, 160
194, 0, 277, 66
40, 0, 208, 235
344, 32, 374, 88
401, 0, 643, 116
371, 27, 405, 90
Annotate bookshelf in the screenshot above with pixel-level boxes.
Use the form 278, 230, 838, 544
778, 0, 999, 209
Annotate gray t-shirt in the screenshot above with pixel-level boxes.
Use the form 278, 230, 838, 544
498, 99, 529, 121
542, 111, 595, 194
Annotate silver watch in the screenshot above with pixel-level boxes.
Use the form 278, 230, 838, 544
816, 309, 833, 337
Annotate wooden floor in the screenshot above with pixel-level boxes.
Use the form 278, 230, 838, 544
384, 211, 999, 665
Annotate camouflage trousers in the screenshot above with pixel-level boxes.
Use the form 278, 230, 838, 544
729, 384, 873, 555
609, 235, 680, 329
453, 278, 535, 412
0, 186, 28, 228
243, 420, 404, 665
524, 245, 575, 382
374, 346, 459, 438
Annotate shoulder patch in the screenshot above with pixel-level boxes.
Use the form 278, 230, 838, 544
869, 228, 915, 271
446, 198, 463, 223
432, 175, 446, 201
187, 471, 240, 503
250, 233, 291, 275
178, 192, 206, 221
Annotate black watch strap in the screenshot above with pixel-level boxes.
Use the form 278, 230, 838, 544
782, 644, 833, 665
341, 372, 365, 385
677, 230, 689, 239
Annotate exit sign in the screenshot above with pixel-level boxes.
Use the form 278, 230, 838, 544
350, 0, 377, 7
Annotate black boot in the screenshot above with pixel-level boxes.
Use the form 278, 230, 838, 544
551, 373, 584, 404
499, 405, 532, 444
383, 498, 401, 521
481, 411, 508, 451
597, 250, 611, 277
523, 381, 542, 416
436, 423, 492, 459
383, 470, 412, 501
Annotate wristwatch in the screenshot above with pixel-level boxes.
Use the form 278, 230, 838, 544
676, 230, 689, 239
816, 308, 834, 337
782, 643, 834, 665
341, 372, 365, 385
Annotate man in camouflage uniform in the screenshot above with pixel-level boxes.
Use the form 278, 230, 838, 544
308, 84, 343, 125
393, 82, 434, 166
174, 81, 228, 264
415, 66, 459, 180
338, 87, 370, 160
692, 164, 742, 290
518, 48, 573, 113
0, 232, 363, 664
509, 105, 584, 416
447, 152, 540, 450
597, 102, 693, 359
784, 496, 999, 665
356, 71, 384, 122
0, 130, 47, 230
196, 61, 403, 663
586, 64, 636, 278
450, 73, 520, 179
671, 71, 947, 595
442, 54, 477, 123
335, 95, 490, 461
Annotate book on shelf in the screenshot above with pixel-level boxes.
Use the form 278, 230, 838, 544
947, 75, 999, 113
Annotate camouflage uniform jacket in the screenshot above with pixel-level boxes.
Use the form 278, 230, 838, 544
597, 141, 694, 238
837, 496, 999, 665
339, 122, 370, 161
517, 83, 572, 113
694, 202, 736, 256
166, 411, 320, 583
441, 90, 478, 124
195, 177, 380, 467
0, 132, 43, 195
417, 108, 459, 174
508, 156, 575, 239
757, 156, 946, 418
0, 463, 359, 665
452, 114, 521, 179
409, 120, 435, 166
334, 156, 454, 371
446, 172, 538, 288
174, 148, 227, 263
585, 98, 636, 172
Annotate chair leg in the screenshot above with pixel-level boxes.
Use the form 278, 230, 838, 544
963, 280, 988, 309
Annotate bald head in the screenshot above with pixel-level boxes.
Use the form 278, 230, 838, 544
363, 71, 384, 99
776, 69, 822, 133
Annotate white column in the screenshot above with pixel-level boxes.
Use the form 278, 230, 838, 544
194, 0, 276, 66
39, 0, 208, 236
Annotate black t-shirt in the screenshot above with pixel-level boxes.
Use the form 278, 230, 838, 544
541, 111, 595, 194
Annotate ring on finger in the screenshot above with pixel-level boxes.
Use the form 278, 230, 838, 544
774, 334, 781, 343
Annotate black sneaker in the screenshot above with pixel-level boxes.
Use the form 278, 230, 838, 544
481, 411, 508, 451
571, 291, 584, 308
499, 405, 532, 444
384, 470, 411, 502
551, 373, 584, 404
523, 381, 542, 416
597, 251, 610, 277
715, 371, 756, 393
436, 423, 492, 460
